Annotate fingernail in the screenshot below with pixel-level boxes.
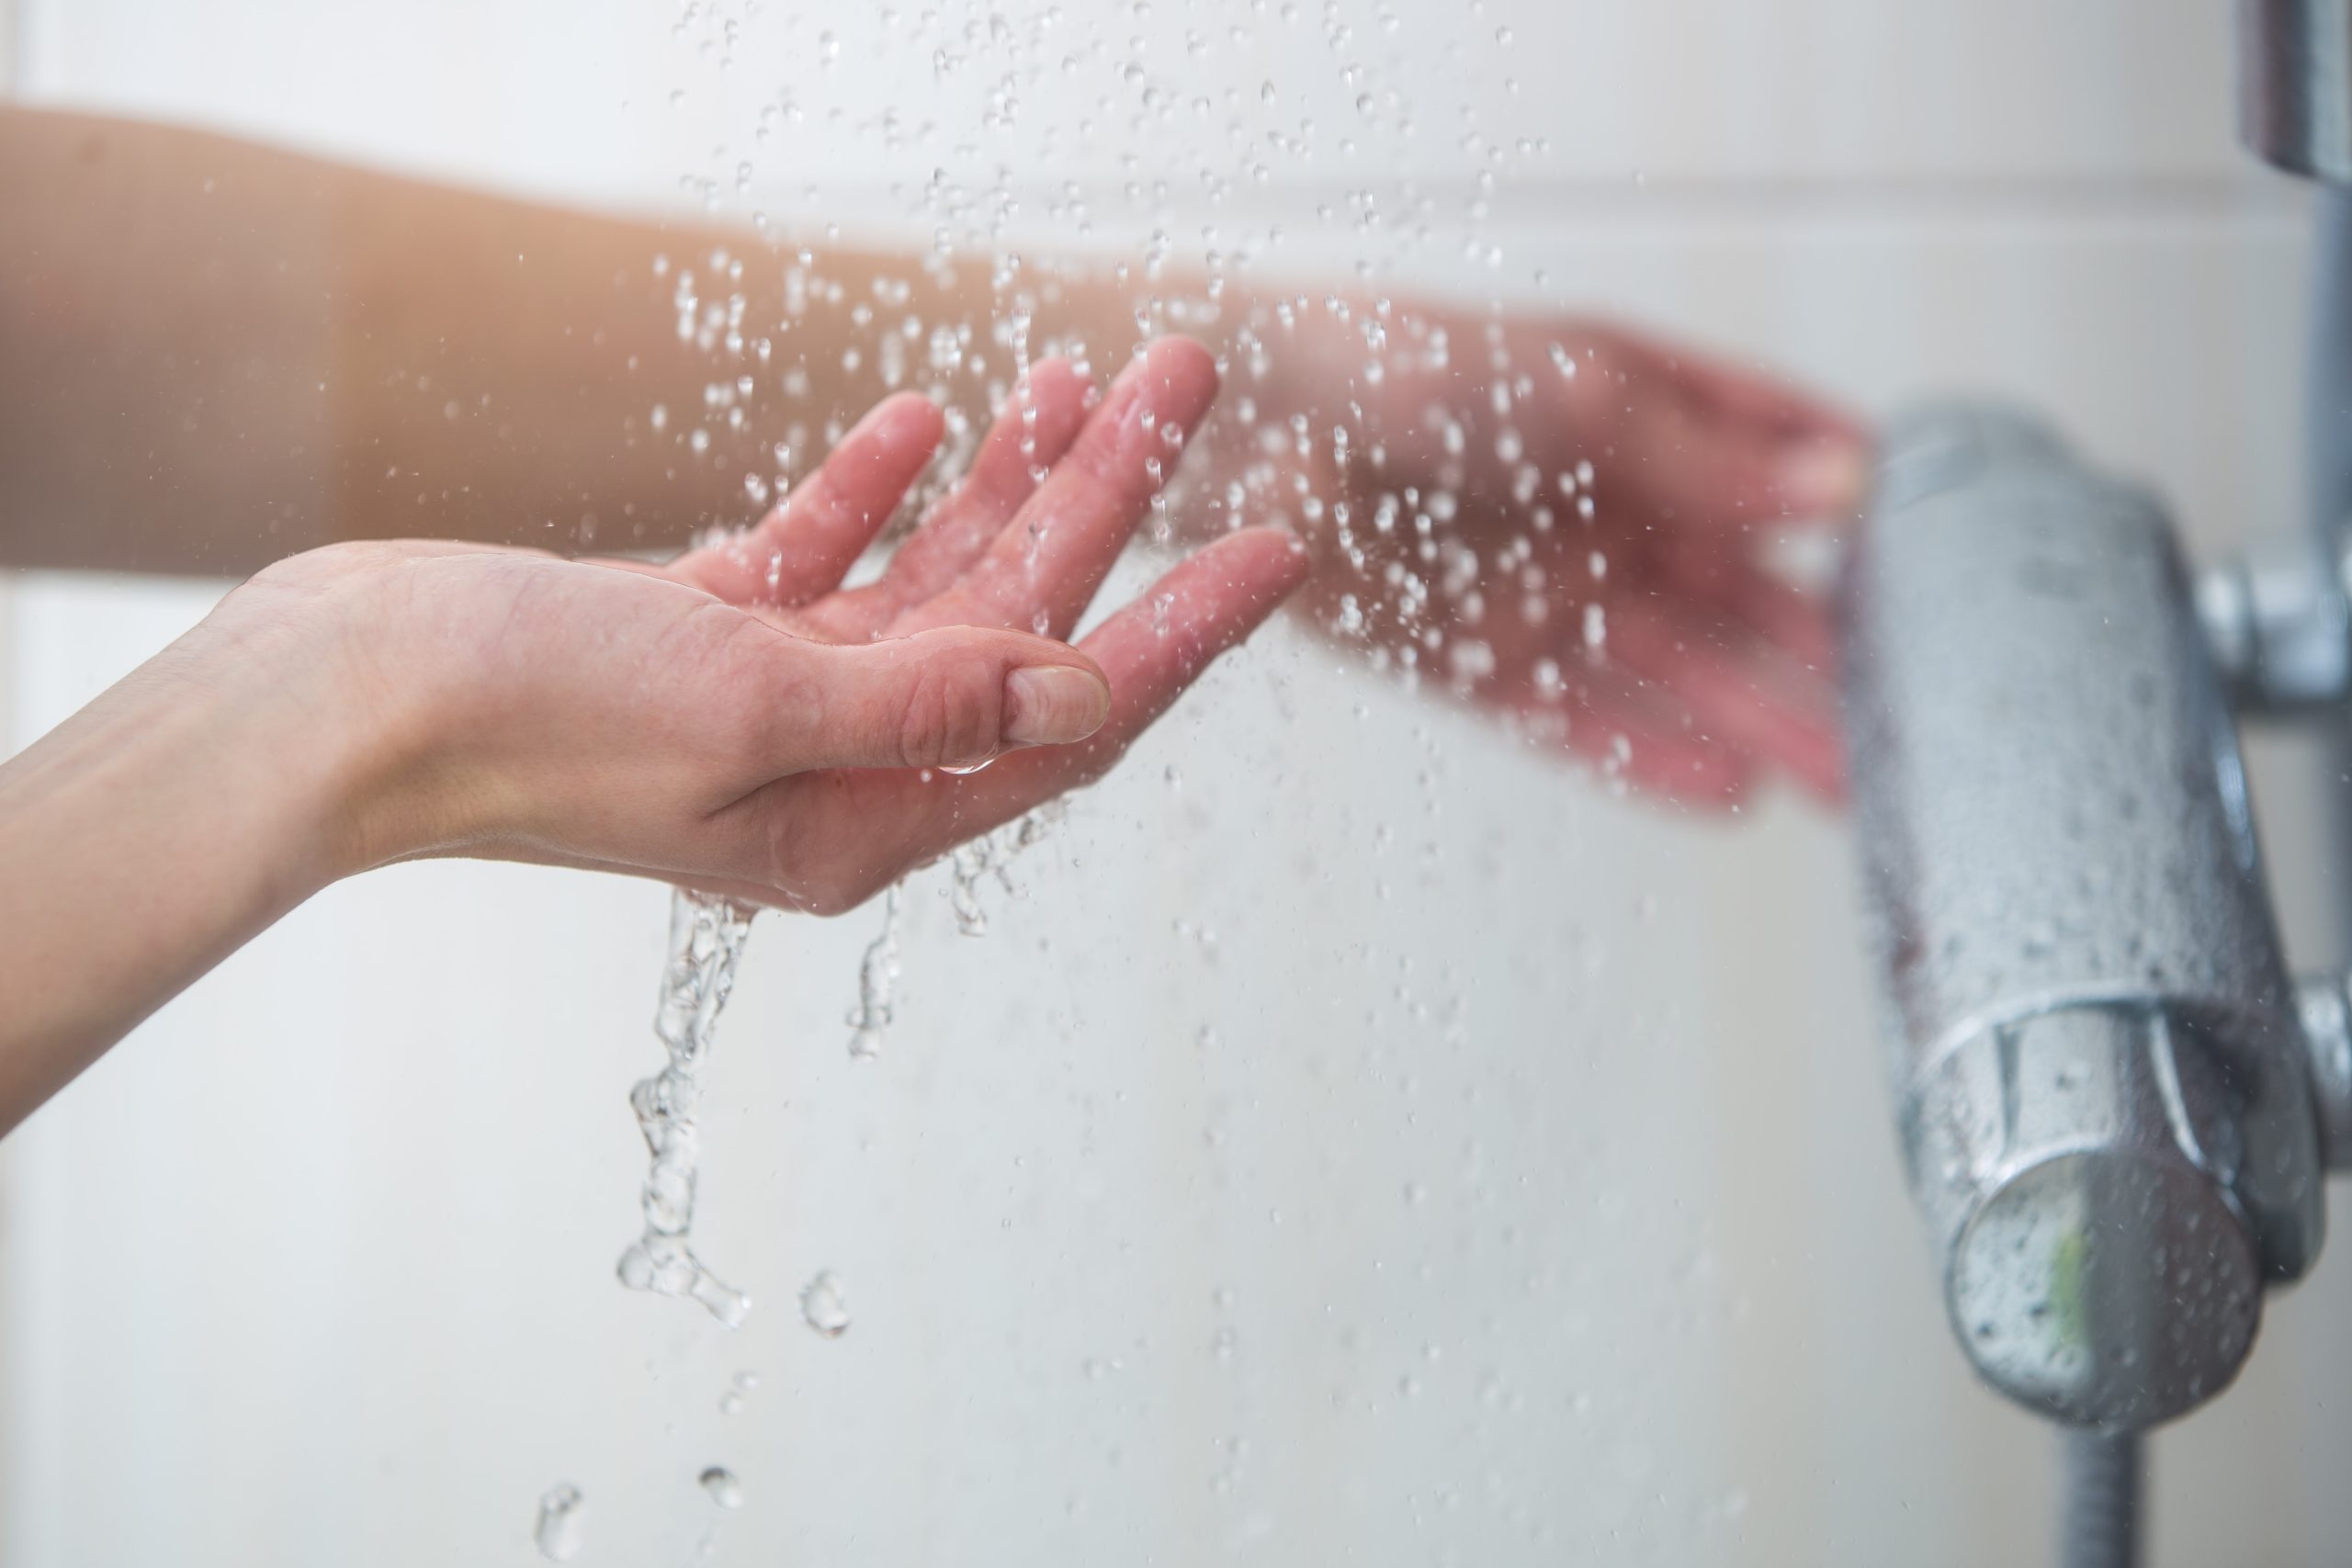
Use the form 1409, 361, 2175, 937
1780, 441, 1869, 515
1003, 665, 1111, 746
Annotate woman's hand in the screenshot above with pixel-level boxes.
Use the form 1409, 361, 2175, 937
1236, 304, 1866, 807
0, 337, 1302, 1124
257, 337, 1304, 911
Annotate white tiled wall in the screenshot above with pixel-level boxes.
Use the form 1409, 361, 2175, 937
5, 4, 2347, 1566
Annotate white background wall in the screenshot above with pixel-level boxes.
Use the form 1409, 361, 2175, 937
5, 3, 2350, 1564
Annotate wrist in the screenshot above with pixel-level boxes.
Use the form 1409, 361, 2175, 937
183, 548, 457, 885
0, 583, 411, 1120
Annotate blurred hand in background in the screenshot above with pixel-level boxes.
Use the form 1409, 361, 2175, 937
1233, 304, 1863, 807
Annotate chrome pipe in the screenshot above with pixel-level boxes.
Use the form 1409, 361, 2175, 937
2240, 0, 2352, 184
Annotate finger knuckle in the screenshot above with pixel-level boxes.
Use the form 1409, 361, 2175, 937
895, 660, 1001, 768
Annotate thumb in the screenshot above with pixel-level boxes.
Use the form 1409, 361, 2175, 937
765, 626, 1111, 773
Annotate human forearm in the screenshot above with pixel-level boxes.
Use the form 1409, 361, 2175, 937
0, 107, 1334, 581
0, 616, 379, 1126
0, 107, 1165, 575
0, 108, 862, 570
0, 106, 759, 570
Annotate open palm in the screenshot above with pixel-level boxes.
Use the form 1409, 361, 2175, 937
238, 337, 1303, 912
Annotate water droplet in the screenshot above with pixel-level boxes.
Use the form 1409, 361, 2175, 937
699, 1466, 745, 1509
801, 1270, 852, 1338
535, 1483, 584, 1562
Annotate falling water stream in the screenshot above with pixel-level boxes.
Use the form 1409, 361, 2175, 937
548, 3, 1604, 1554
845, 884, 901, 1059
564, 825, 1047, 1546
615, 887, 757, 1327
616, 810, 1057, 1326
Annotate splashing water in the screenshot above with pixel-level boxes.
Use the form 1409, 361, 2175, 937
616, 888, 756, 1327
639, 0, 1628, 805
947, 807, 1059, 936
846, 884, 902, 1058
534, 1483, 585, 1562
